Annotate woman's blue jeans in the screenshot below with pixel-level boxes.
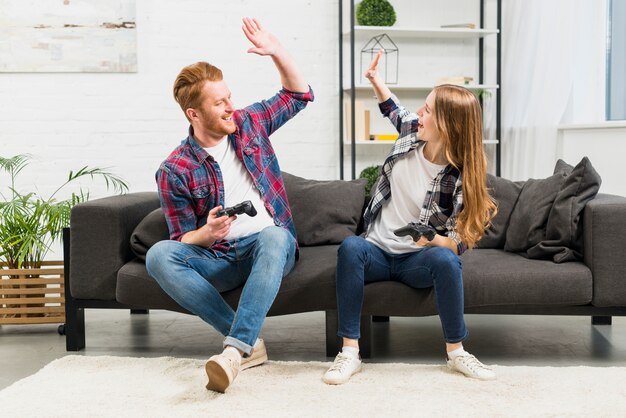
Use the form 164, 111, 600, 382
145, 226, 296, 356
336, 236, 468, 344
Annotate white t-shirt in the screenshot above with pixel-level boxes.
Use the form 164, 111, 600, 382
204, 138, 275, 241
366, 143, 446, 254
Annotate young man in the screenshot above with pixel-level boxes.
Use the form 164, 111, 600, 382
146, 17, 313, 393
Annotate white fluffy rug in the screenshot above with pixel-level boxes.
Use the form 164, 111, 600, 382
1, 355, 625, 417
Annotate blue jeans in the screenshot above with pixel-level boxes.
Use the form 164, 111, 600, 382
336, 236, 468, 344
145, 226, 296, 356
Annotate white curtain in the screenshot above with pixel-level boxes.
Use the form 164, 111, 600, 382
501, 0, 604, 180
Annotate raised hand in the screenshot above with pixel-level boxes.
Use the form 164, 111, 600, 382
242, 17, 281, 56
364, 49, 384, 81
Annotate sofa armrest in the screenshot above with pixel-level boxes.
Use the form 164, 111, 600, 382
70, 192, 160, 300
584, 193, 626, 307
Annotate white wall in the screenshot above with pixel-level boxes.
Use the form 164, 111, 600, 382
558, 122, 626, 197
0, 0, 340, 203
1, 0, 621, 260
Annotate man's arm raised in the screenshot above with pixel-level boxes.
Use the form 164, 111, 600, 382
242, 17, 308, 93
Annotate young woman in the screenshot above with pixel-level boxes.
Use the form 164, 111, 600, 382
323, 50, 498, 384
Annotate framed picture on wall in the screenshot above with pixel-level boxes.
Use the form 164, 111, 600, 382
0, 0, 137, 73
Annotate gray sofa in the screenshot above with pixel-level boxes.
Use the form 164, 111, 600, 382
63, 163, 626, 357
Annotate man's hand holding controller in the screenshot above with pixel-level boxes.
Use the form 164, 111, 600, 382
216, 200, 257, 218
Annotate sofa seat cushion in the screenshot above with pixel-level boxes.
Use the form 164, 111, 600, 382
361, 249, 592, 316
117, 245, 340, 316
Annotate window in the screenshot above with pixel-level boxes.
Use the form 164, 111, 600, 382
607, 0, 626, 120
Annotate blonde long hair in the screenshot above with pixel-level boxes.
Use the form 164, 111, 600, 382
432, 84, 497, 249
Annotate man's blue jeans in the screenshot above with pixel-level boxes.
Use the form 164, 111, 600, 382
145, 226, 296, 356
336, 236, 468, 344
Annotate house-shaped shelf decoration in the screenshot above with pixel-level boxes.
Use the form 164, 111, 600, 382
360, 34, 399, 84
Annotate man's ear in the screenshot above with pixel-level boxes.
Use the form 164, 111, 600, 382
186, 108, 198, 121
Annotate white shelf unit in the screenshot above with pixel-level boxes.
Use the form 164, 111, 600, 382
343, 26, 499, 39
339, 0, 502, 179
343, 139, 501, 145
344, 84, 499, 92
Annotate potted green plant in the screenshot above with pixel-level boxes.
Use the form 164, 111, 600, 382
359, 165, 382, 196
0, 154, 128, 269
356, 0, 396, 27
0, 154, 128, 326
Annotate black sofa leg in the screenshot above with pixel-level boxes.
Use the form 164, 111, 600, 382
65, 305, 85, 351
373, 316, 389, 322
63, 227, 85, 351
131, 309, 149, 314
325, 310, 340, 357
360, 315, 372, 359
592, 316, 612, 325
325, 311, 373, 359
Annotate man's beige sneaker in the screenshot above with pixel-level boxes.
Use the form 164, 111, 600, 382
241, 339, 268, 371
205, 352, 240, 393
322, 351, 362, 385
447, 353, 496, 381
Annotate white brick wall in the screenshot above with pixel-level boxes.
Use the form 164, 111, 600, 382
0, 0, 340, 204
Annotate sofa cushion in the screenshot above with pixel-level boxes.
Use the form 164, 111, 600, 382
504, 158, 601, 262
130, 208, 169, 261
476, 174, 524, 249
283, 172, 367, 246
360, 249, 593, 316
527, 157, 601, 262
504, 172, 566, 254
117, 245, 339, 315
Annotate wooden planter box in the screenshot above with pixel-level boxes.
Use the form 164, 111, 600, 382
0, 261, 65, 325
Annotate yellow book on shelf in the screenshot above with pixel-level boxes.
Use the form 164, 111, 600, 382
370, 134, 399, 141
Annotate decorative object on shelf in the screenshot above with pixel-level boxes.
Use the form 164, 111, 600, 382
436, 76, 474, 86
356, 0, 396, 26
440, 23, 476, 29
359, 165, 382, 196
344, 99, 371, 142
370, 134, 399, 141
0, 154, 128, 327
361, 34, 398, 84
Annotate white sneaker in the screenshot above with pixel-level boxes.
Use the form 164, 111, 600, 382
447, 353, 496, 381
322, 351, 362, 385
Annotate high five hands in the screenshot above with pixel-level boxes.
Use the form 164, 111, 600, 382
242, 17, 282, 57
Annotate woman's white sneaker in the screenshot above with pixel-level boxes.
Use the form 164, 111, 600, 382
322, 351, 362, 385
447, 353, 496, 380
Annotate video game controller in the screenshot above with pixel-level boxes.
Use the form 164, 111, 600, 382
216, 200, 258, 218
393, 222, 436, 242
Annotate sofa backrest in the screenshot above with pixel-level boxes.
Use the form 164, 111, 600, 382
130, 172, 368, 260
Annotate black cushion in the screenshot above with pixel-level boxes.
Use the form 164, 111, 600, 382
130, 208, 168, 261
477, 174, 524, 249
504, 172, 566, 254
527, 157, 601, 262
504, 158, 601, 262
283, 172, 367, 246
